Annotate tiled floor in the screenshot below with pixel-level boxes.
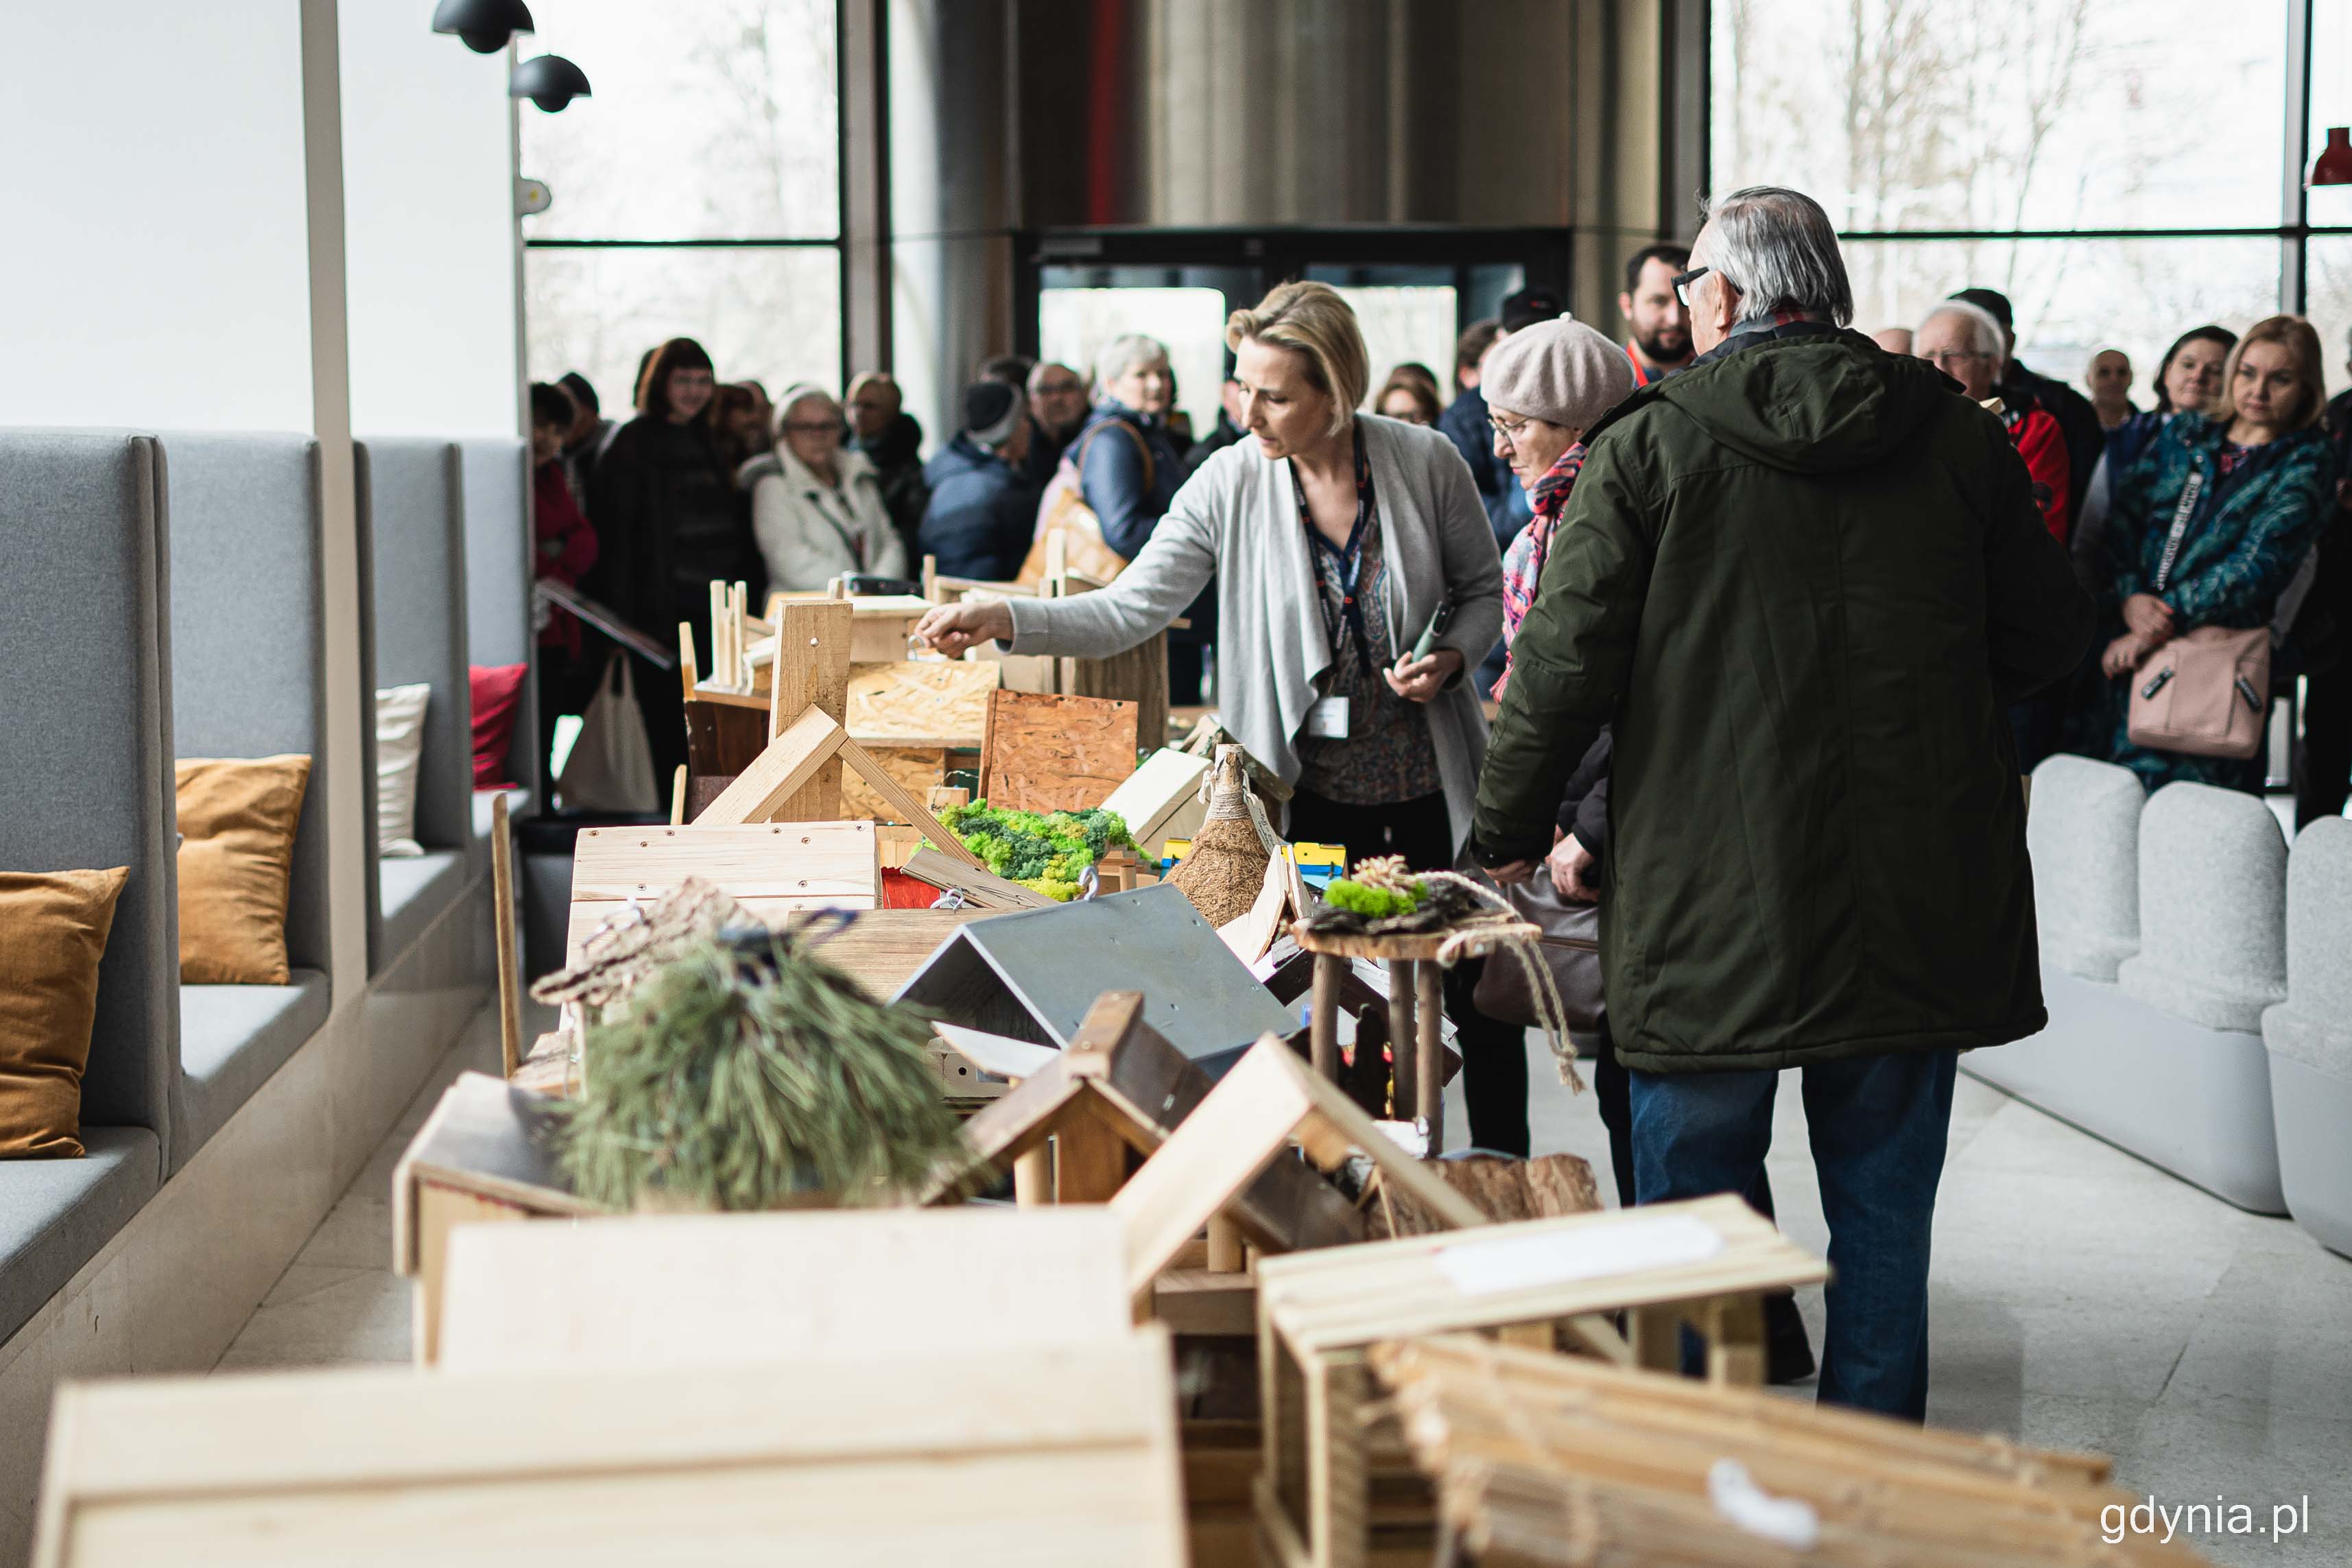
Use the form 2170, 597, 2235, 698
221, 1012, 2352, 1567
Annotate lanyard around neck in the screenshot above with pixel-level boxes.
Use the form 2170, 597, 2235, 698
1295, 429, 1376, 674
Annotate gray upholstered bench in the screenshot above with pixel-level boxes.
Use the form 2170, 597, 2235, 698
1969, 765, 2288, 1213
2263, 818, 2352, 1257
359, 439, 476, 975
0, 431, 176, 1342
161, 434, 336, 1169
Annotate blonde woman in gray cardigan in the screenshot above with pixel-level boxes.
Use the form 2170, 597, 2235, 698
919, 282, 1528, 1150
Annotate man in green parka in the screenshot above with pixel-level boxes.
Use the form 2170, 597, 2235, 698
1471, 187, 2091, 1420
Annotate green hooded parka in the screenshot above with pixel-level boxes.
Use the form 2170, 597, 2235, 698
1473, 325, 2093, 1073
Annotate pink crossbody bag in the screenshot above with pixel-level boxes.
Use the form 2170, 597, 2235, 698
2126, 468, 2270, 759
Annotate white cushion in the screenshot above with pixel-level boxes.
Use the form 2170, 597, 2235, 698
375, 682, 430, 857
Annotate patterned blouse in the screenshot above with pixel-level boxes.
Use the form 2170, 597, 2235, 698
1295, 429, 1443, 805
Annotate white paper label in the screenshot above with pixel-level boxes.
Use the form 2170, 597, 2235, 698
1432, 1214, 1724, 1296
1305, 696, 1351, 739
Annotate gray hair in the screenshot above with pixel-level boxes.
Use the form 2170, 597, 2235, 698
1916, 300, 2008, 379
1092, 333, 1170, 396
1695, 186, 1853, 328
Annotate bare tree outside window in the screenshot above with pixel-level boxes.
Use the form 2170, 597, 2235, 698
519, 0, 842, 408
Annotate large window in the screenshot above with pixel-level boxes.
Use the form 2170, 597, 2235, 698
520, 0, 841, 414
1715, 0, 2352, 396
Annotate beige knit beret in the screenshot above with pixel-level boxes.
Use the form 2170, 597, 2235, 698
1480, 317, 1637, 432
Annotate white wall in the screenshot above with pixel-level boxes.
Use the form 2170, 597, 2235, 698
0, 5, 316, 429
339, 0, 521, 436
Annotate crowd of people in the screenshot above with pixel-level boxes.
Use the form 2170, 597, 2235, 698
899, 185, 2352, 1422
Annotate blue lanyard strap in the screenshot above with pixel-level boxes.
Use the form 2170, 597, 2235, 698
1296, 431, 1378, 675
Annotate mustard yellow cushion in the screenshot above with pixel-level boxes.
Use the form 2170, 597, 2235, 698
0, 868, 129, 1158
176, 755, 311, 985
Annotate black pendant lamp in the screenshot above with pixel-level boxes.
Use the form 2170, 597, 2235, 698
511, 54, 593, 113
431, 0, 535, 54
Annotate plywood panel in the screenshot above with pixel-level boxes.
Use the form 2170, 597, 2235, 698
977, 690, 1141, 812
842, 746, 947, 822
848, 659, 999, 746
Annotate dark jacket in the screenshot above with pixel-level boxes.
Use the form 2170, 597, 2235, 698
585, 414, 757, 637
851, 411, 930, 557
1076, 401, 1185, 561
1557, 731, 1611, 868
1474, 324, 2092, 1074
1438, 385, 1533, 547
919, 435, 1041, 582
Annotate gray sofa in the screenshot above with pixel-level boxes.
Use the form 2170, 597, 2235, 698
2263, 817, 2352, 1257
161, 434, 334, 1171
358, 440, 474, 973
0, 432, 176, 1344
456, 439, 534, 876
1967, 759, 2288, 1213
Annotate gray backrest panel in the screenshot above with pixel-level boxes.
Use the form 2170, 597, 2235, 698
161, 433, 329, 973
0, 430, 177, 1148
2025, 754, 2143, 982
457, 438, 536, 799
359, 438, 470, 851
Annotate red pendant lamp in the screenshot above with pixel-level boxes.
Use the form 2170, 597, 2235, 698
2312, 127, 2352, 188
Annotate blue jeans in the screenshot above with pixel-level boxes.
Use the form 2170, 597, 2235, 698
1628, 1049, 1958, 1420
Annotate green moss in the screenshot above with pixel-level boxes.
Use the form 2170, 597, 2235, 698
1325, 877, 1423, 919
938, 800, 1135, 900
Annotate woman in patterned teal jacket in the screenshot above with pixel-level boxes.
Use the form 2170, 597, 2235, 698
2096, 316, 2337, 794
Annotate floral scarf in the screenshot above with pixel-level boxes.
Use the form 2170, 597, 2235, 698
1493, 442, 1586, 698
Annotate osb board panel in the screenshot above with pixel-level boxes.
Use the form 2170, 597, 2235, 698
848, 661, 999, 745
978, 690, 1140, 813
842, 747, 948, 823
570, 823, 878, 903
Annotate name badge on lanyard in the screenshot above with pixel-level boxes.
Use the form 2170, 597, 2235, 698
1305, 696, 1351, 739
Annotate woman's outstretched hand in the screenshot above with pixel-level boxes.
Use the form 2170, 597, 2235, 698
914, 599, 1016, 658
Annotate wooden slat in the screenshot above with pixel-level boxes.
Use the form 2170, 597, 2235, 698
569, 822, 879, 903
1257, 1193, 1828, 1355
897, 845, 1055, 909
437, 1207, 1135, 1372
766, 601, 853, 822
36, 1338, 1188, 1568
565, 895, 880, 967
840, 737, 986, 867
693, 707, 847, 827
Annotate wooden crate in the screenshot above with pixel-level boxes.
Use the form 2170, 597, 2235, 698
1372, 1334, 2207, 1567
565, 820, 881, 965
33, 1337, 1188, 1568
435, 1206, 1135, 1373
1250, 1193, 1831, 1568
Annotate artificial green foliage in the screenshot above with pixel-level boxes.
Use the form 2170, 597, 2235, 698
938, 800, 1136, 901
1325, 877, 1424, 919
556, 930, 961, 1211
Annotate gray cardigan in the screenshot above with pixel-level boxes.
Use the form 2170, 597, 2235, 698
1005, 414, 1506, 851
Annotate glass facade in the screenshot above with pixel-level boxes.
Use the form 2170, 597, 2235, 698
520, 0, 842, 409
1715, 0, 2352, 396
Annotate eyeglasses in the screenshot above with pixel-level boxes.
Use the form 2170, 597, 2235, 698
1488, 414, 1537, 447
1919, 350, 1989, 369
782, 420, 839, 434
1671, 266, 1712, 308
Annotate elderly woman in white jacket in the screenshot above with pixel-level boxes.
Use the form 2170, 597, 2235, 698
746, 383, 909, 590
917, 281, 1529, 1151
